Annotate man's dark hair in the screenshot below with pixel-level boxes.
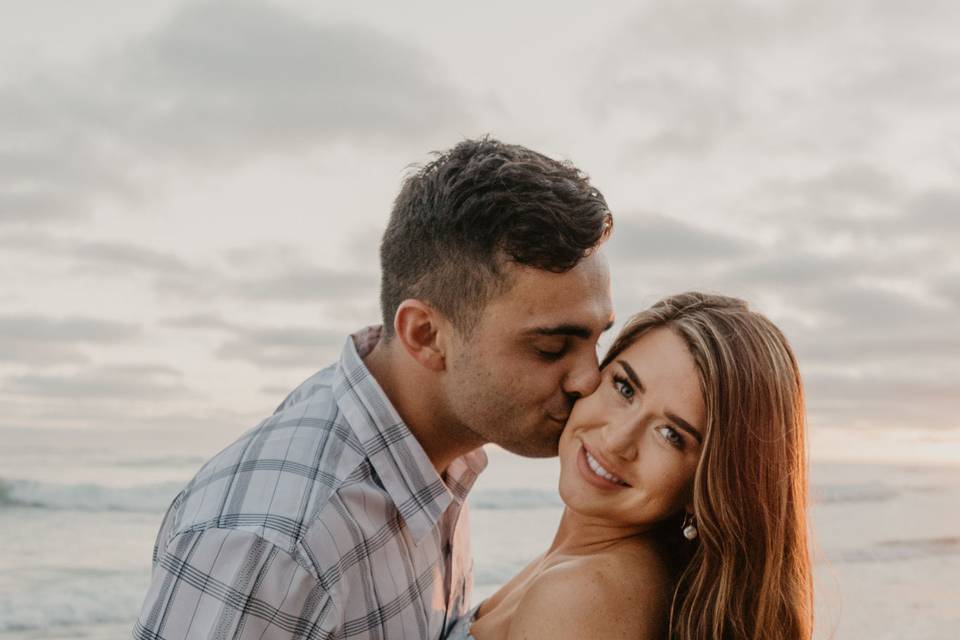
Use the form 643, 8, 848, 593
379, 137, 612, 338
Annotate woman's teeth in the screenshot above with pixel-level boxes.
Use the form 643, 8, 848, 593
585, 451, 627, 486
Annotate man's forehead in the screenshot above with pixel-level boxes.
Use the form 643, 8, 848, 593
499, 251, 610, 293
484, 255, 614, 335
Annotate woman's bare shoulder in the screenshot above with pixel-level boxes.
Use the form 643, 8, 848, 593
504, 546, 672, 640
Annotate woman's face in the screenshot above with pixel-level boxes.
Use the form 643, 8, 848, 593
558, 326, 706, 529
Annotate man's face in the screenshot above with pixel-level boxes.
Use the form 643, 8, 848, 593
440, 251, 614, 457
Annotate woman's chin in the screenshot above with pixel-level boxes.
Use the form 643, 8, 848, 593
556, 474, 609, 518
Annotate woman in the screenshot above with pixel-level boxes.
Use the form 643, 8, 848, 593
450, 292, 814, 639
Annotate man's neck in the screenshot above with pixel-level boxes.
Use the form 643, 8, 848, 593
363, 337, 483, 474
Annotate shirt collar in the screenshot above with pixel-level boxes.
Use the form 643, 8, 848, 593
334, 325, 487, 544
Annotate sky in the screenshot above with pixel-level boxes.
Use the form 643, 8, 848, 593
2, 0, 959, 461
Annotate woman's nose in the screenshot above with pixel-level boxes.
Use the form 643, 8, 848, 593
602, 418, 639, 462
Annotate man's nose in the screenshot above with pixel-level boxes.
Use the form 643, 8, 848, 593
561, 348, 601, 399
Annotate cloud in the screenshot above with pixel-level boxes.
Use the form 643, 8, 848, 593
900, 190, 960, 236
781, 283, 955, 357
937, 276, 960, 308
604, 206, 959, 433
0, 314, 140, 366
827, 7, 960, 110
734, 164, 960, 250
589, 0, 960, 165
720, 252, 865, 291
5, 364, 189, 400
162, 313, 353, 370
260, 385, 295, 397
154, 259, 378, 305
749, 163, 904, 221
126, 1, 467, 149
217, 243, 379, 302
804, 284, 943, 329
0, 400, 252, 434
229, 267, 378, 303
71, 241, 197, 277
606, 214, 752, 266
0, 0, 470, 225
805, 370, 960, 430
0, 230, 202, 279
584, 1, 809, 154
3, 0, 957, 438
162, 313, 236, 331
215, 325, 343, 369
0, 188, 76, 224
0, 231, 379, 306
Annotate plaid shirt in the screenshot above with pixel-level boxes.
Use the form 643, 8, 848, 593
135, 326, 487, 640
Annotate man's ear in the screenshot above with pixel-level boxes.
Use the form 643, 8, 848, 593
393, 299, 448, 372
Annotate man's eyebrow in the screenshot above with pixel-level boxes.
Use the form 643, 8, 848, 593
666, 411, 704, 445
524, 320, 615, 340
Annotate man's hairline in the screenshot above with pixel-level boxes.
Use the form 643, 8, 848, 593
381, 249, 609, 343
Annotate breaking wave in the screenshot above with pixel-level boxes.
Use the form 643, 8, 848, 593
470, 488, 562, 510
0, 477, 181, 513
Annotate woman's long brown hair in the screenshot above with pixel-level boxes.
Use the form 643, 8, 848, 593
602, 292, 813, 640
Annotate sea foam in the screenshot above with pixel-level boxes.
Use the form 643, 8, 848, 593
0, 479, 565, 514
0, 568, 147, 633
469, 487, 563, 510
0, 478, 181, 513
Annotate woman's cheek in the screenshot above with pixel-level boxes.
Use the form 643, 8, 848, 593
642, 455, 692, 515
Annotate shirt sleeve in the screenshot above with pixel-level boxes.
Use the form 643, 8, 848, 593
134, 528, 338, 640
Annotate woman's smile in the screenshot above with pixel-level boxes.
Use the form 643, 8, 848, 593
577, 440, 631, 488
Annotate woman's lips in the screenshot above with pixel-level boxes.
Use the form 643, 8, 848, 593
576, 441, 630, 490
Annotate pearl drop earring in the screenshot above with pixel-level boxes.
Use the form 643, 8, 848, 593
682, 513, 698, 540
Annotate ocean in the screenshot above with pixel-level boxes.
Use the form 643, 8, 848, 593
1, 426, 957, 639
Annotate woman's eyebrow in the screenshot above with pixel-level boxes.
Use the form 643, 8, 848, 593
617, 359, 704, 444
666, 411, 704, 444
616, 359, 645, 392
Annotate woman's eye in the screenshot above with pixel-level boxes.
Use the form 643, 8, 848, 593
612, 374, 635, 399
656, 425, 685, 450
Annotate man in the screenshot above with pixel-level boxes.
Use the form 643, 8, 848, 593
135, 138, 614, 639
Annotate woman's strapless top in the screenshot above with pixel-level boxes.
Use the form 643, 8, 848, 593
446, 604, 480, 640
